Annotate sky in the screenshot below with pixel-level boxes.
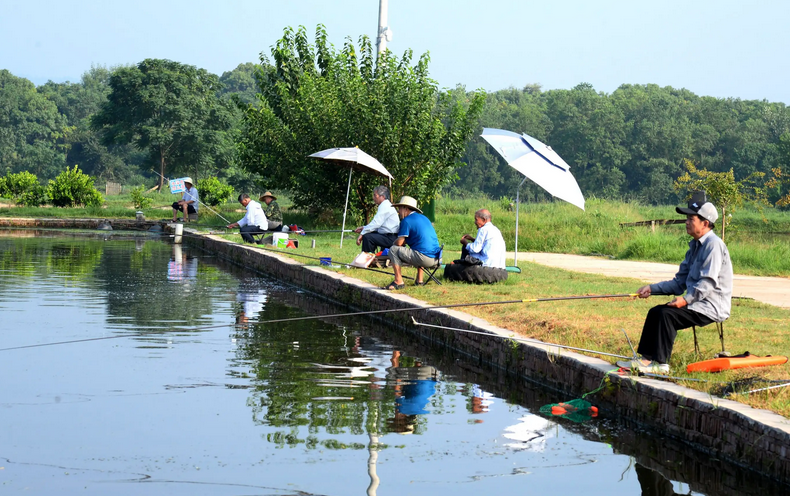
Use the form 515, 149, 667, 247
2, 0, 790, 103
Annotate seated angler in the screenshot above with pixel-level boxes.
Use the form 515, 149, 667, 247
617, 198, 732, 374
171, 177, 198, 223
444, 208, 508, 284
259, 191, 283, 231
386, 196, 441, 289
353, 185, 400, 254
226, 193, 268, 244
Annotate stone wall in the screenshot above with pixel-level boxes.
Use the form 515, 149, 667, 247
183, 230, 790, 483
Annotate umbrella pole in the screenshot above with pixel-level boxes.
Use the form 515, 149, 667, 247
514, 176, 527, 266
340, 168, 353, 248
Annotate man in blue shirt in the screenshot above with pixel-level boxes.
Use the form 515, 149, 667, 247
386, 196, 441, 289
618, 200, 733, 374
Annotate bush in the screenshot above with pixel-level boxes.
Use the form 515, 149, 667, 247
0, 171, 48, 206
196, 176, 234, 207
129, 186, 154, 210
18, 184, 49, 207
47, 166, 104, 207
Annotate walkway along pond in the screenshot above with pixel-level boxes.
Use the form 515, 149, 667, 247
181, 228, 790, 485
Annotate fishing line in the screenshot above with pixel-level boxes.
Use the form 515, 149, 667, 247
409, 316, 632, 359
150, 169, 233, 224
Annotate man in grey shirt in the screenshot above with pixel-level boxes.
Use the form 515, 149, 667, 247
618, 200, 733, 374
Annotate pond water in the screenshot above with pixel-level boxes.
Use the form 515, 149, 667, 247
0, 231, 787, 496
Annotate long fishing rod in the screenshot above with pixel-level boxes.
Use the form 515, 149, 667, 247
171, 293, 640, 330
150, 169, 233, 224
174, 230, 415, 280
0, 293, 640, 352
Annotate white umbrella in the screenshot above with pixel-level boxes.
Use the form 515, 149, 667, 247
308, 147, 393, 248
480, 128, 585, 264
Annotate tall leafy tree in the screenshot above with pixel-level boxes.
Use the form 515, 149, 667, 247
238, 25, 485, 220
38, 65, 145, 183
92, 59, 232, 190
0, 70, 68, 178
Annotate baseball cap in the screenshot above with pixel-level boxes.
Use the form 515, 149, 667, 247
676, 201, 719, 224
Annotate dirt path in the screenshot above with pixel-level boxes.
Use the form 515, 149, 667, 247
511, 252, 790, 309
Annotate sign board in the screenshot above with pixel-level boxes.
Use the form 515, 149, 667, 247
169, 178, 186, 194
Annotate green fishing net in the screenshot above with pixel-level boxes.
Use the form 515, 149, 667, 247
539, 398, 599, 423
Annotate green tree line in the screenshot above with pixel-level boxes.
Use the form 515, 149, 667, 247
2, 26, 790, 207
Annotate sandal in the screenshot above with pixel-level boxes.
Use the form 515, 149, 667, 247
414, 280, 426, 286
383, 281, 405, 290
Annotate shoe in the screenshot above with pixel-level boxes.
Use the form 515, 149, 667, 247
616, 359, 670, 374
414, 280, 426, 286
383, 281, 405, 290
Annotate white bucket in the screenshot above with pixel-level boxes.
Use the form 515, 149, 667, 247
173, 223, 183, 244
272, 232, 288, 247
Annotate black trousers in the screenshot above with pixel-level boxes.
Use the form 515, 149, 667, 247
361, 232, 397, 253
637, 305, 714, 364
239, 225, 265, 244
172, 202, 196, 214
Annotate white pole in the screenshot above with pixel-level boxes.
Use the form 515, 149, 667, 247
514, 176, 527, 265
376, 0, 390, 56
340, 168, 353, 248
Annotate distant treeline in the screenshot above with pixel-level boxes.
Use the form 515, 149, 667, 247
2, 63, 789, 205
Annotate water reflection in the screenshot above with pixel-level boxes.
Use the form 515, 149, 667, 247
2, 232, 789, 496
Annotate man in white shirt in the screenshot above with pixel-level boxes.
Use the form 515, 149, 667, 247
353, 185, 400, 253
171, 177, 199, 222
226, 193, 268, 244
460, 209, 506, 268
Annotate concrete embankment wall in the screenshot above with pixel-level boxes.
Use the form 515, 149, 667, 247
181, 230, 790, 485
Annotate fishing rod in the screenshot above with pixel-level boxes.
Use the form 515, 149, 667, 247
150, 169, 233, 224
0, 293, 640, 351
174, 230, 416, 280
410, 316, 632, 360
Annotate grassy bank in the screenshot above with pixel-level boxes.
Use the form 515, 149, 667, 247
3, 194, 790, 276
205, 229, 790, 417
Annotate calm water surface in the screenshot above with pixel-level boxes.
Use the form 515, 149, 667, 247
0, 231, 786, 495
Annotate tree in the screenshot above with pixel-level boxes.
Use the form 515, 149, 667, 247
675, 159, 766, 241
91, 59, 233, 191
0, 70, 68, 178
238, 25, 485, 221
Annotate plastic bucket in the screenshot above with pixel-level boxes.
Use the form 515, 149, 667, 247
272, 232, 288, 247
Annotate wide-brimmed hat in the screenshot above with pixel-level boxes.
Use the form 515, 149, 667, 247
183, 177, 193, 185
676, 201, 718, 224
259, 191, 277, 200
392, 196, 421, 214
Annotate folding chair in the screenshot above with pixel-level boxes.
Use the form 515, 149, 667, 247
423, 244, 444, 286
692, 320, 727, 356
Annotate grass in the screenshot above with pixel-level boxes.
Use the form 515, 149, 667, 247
6, 194, 787, 275
201, 228, 790, 418
3, 192, 789, 415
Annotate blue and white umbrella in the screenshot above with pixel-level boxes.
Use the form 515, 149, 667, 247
481, 128, 585, 264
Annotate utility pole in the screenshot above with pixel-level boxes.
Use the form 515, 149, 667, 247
376, 0, 392, 57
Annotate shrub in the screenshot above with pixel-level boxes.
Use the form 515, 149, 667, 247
47, 166, 104, 207
18, 184, 49, 207
196, 176, 233, 207
129, 186, 154, 210
0, 171, 48, 206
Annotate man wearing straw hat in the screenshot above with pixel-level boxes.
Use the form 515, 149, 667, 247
171, 178, 199, 223
386, 196, 441, 290
259, 191, 283, 231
